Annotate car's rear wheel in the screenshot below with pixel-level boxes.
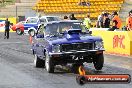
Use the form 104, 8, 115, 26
34, 54, 45, 68
29, 30, 35, 37
16, 29, 23, 35
45, 52, 54, 73
93, 53, 104, 70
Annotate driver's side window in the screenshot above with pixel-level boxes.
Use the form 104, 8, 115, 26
40, 18, 46, 23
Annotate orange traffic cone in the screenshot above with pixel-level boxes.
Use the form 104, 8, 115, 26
29, 35, 33, 44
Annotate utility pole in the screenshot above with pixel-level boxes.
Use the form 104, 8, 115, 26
16, 5, 17, 18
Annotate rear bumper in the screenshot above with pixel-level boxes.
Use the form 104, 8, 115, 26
24, 30, 29, 34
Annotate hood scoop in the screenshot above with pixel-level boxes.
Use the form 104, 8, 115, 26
65, 29, 81, 40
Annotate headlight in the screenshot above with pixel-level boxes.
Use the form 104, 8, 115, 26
95, 41, 104, 50
52, 44, 60, 53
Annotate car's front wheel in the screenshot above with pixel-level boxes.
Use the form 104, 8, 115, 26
71, 63, 83, 74
45, 52, 55, 73
16, 28, 23, 35
93, 53, 104, 70
34, 54, 45, 68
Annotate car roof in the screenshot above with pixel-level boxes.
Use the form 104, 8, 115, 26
44, 20, 82, 26
40, 16, 59, 18
26, 16, 38, 18
26, 16, 59, 19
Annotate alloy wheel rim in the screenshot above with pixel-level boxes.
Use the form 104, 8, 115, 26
30, 31, 35, 36
17, 29, 21, 34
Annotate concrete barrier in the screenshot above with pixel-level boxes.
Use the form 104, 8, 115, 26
92, 30, 132, 56
0, 17, 16, 32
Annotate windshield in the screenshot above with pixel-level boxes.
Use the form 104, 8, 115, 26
19, 21, 25, 24
26, 18, 38, 23
47, 17, 60, 22
45, 22, 87, 36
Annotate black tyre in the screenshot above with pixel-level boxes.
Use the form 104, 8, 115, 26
29, 30, 35, 37
16, 29, 23, 35
93, 53, 104, 70
34, 54, 45, 68
76, 76, 86, 85
71, 63, 82, 74
45, 52, 54, 73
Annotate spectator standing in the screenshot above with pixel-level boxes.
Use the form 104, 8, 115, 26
96, 14, 101, 28
4, 18, 10, 39
126, 10, 132, 31
69, 14, 77, 20
108, 13, 112, 20
99, 14, 104, 28
96, 13, 104, 28
103, 13, 110, 28
83, 14, 91, 29
109, 11, 122, 31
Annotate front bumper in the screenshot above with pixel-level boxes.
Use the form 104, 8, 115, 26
49, 50, 105, 63
49, 50, 104, 55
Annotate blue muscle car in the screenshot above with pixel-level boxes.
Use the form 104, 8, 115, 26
32, 20, 105, 73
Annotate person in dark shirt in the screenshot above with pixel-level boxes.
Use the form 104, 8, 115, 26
4, 18, 10, 39
64, 15, 68, 20
103, 13, 110, 28
69, 14, 77, 20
